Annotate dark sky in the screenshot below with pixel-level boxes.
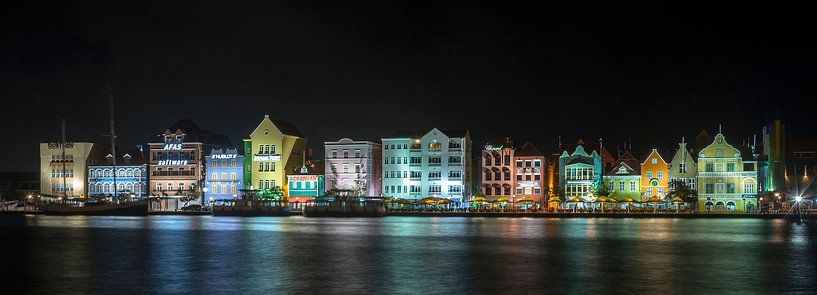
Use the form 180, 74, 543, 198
1, 1, 815, 172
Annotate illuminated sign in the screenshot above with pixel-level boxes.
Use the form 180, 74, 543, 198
253, 155, 281, 161
48, 142, 74, 149
484, 144, 503, 151
163, 144, 183, 150
158, 160, 188, 165
288, 175, 318, 182
212, 154, 237, 159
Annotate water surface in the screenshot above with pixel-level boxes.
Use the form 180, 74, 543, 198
2, 216, 815, 294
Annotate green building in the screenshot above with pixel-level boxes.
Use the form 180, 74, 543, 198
604, 151, 641, 202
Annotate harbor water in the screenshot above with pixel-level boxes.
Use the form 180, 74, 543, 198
2, 216, 816, 294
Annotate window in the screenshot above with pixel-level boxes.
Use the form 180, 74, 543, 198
212, 160, 217, 167
503, 155, 511, 164
331, 150, 337, 158
744, 182, 755, 193
525, 160, 532, 167
429, 185, 441, 193
619, 181, 625, 191
331, 164, 337, 173
609, 181, 614, 191
411, 171, 422, 178
448, 156, 461, 164
657, 172, 663, 180
705, 184, 714, 194
212, 173, 218, 180
525, 175, 531, 181
630, 182, 636, 191
646, 172, 653, 179
343, 150, 349, 158
411, 157, 422, 164
504, 187, 511, 195
516, 174, 522, 181
726, 183, 735, 194
355, 164, 361, 173
534, 174, 540, 181
429, 171, 441, 179
343, 164, 349, 173
646, 187, 653, 196
449, 186, 461, 193
485, 171, 492, 181
705, 163, 714, 172
428, 157, 441, 164
516, 160, 522, 167
231, 172, 236, 180
449, 171, 462, 178
231, 159, 236, 167
652, 158, 657, 164
534, 160, 541, 167
726, 163, 735, 172
428, 143, 441, 150
679, 163, 686, 173
221, 173, 227, 180
355, 150, 361, 158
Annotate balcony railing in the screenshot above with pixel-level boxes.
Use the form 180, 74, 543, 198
152, 171, 196, 177
698, 172, 757, 177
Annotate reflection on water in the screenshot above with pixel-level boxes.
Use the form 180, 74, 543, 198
2, 216, 816, 294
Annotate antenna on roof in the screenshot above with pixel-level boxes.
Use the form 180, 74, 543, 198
719, 124, 722, 134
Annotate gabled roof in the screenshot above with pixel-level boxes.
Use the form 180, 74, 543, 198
641, 148, 668, 165
613, 150, 641, 174
271, 120, 304, 138
608, 161, 639, 176
162, 119, 232, 147
515, 142, 543, 157
440, 129, 469, 138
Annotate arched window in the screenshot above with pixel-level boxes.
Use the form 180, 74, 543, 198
127, 183, 134, 193
726, 201, 736, 211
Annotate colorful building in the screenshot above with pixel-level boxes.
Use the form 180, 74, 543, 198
697, 130, 758, 212
381, 128, 472, 204
287, 162, 325, 207
481, 139, 546, 205
668, 138, 698, 191
204, 148, 243, 201
243, 115, 307, 194
604, 151, 641, 201
148, 129, 205, 210
324, 138, 382, 196
761, 120, 785, 193
39, 142, 97, 199
641, 148, 669, 200
558, 139, 603, 201
88, 151, 148, 200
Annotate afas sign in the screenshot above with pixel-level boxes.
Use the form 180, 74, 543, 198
163, 144, 183, 150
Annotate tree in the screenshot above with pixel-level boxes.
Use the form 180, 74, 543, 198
257, 186, 284, 201
668, 180, 698, 211
591, 182, 610, 198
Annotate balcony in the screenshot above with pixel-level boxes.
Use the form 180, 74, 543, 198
698, 172, 757, 177
448, 162, 462, 166
410, 162, 421, 167
152, 171, 196, 177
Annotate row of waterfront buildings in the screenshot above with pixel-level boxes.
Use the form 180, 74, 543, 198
36, 118, 814, 212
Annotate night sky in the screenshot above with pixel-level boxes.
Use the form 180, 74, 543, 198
1, 1, 815, 172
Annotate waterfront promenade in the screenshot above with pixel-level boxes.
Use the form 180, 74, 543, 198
1, 208, 814, 219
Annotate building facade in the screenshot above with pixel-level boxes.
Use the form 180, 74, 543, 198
243, 115, 307, 194
39, 142, 95, 199
88, 152, 148, 200
761, 120, 785, 193
324, 138, 382, 196
204, 148, 243, 201
668, 139, 698, 191
604, 151, 641, 201
641, 149, 669, 200
558, 140, 603, 200
481, 140, 546, 204
148, 129, 204, 210
381, 128, 472, 203
697, 131, 758, 212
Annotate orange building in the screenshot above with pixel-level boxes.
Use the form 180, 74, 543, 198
640, 148, 668, 200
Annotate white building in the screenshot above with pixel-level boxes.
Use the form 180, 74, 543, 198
381, 128, 472, 203
324, 138, 381, 196
39, 142, 95, 199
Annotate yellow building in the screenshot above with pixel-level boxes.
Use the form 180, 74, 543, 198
243, 115, 307, 193
697, 131, 758, 212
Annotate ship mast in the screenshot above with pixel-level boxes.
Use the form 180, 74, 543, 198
108, 83, 118, 202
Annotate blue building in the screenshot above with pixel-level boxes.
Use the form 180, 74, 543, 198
88, 152, 148, 200
205, 149, 244, 201
287, 160, 325, 208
